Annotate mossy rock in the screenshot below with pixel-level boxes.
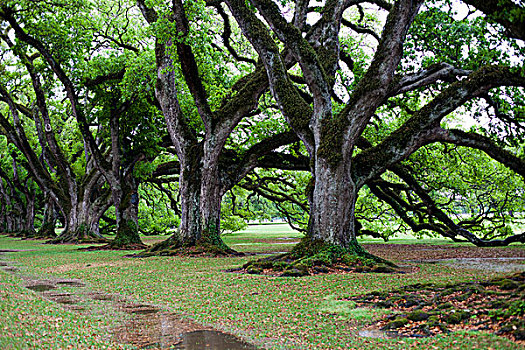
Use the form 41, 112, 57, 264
246, 266, 263, 275
383, 317, 409, 330
496, 279, 520, 290
443, 310, 471, 324
407, 310, 429, 322
371, 264, 396, 273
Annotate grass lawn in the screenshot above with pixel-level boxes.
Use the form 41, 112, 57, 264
0, 224, 523, 349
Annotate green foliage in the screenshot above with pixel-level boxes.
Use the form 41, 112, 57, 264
138, 183, 180, 235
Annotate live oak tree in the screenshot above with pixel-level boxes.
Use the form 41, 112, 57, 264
0, 72, 109, 242
0, 0, 161, 247
137, 0, 305, 255
0, 146, 38, 236
1, 0, 524, 264
223, 0, 525, 270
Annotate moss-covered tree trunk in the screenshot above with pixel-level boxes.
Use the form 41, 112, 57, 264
20, 193, 36, 237
148, 153, 233, 255
49, 199, 106, 244
308, 160, 360, 249
291, 159, 376, 260
109, 176, 145, 249
198, 159, 235, 253
36, 195, 57, 238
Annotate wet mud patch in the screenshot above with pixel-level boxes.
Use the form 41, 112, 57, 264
44, 259, 147, 274
46, 292, 80, 306
171, 330, 258, 350
26, 283, 56, 292
349, 271, 525, 344
415, 257, 525, 273
0, 249, 34, 253
2, 266, 18, 272
88, 291, 116, 301
358, 329, 397, 339
111, 307, 256, 349
120, 303, 161, 315
56, 280, 85, 287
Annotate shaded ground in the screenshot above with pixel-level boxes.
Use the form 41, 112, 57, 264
349, 271, 525, 345
0, 250, 257, 350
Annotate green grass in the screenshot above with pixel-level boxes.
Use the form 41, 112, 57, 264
0, 268, 129, 349
0, 227, 523, 349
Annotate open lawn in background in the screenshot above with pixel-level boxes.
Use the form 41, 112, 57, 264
1, 224, 524, 349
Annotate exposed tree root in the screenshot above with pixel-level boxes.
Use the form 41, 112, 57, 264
240, 237, 399, 277
79, 242, 148, 251
46, 231, 109, 245
131, 234, 243, 258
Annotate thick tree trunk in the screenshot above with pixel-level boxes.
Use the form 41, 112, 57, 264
148, 155, 234, 255
199, 163, 232, 251
20, 193, 36, 237
36, 195, 58, 238
49, 199, 106, 244
109, 177, 145, 248
245, 160, 391, 276
292, 159, 373, 259
0, 200, 5, 233
308, 161, 358, 248
178, 165, 203, 245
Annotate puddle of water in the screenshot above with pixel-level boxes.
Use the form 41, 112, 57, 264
26, 284, 56, 292
130, 307, 160, 315
121, 304, 160, 315
53, 298, 78, 305
358, 329, 398, 339
171, 330, 257, 350
2, 266, 17, 272
48, 292, 71, 297
113, 311, 193, 348
57, 281, 85, 287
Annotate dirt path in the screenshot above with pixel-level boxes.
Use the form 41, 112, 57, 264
365, 243, 525, 273
0, 250, 257, 350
